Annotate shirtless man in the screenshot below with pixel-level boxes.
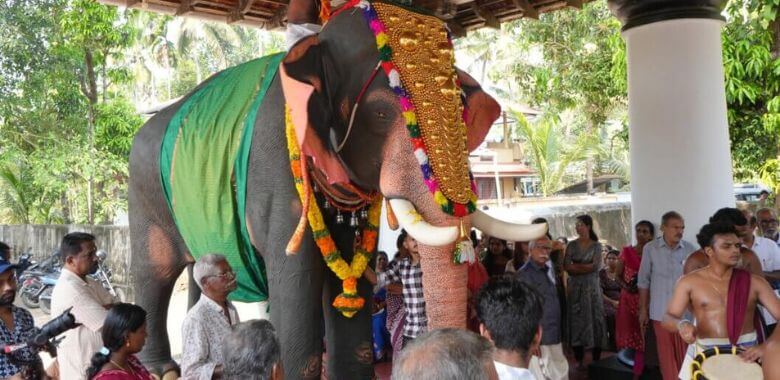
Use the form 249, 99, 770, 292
683, 207, 763, 276
665, 222, 780, 380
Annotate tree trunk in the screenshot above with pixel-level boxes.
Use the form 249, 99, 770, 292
586, 119, 595, 195
81, 48, 99, 225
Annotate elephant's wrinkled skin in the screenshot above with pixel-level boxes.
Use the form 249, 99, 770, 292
128, 6, 500, 380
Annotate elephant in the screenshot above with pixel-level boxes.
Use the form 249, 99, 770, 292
128, 1, 546, 379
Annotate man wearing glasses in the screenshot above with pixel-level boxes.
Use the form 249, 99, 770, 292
757, 208, 780, 247
181, 254, 239, 380
52, 232, 118, 380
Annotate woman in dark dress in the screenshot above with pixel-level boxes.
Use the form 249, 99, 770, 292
564, 214, 609, 370
481, 237, 512, 277
600, 249, 622, 351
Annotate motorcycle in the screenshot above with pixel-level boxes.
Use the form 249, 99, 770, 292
39, 249, 125, 314
19, 268, 60, 311
17, 249, 62, 309
14, 250, 35, 277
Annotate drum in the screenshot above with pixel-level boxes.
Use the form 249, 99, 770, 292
691, 346, 763, 380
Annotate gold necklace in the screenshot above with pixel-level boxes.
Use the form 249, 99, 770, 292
110, 359, 135, 375
706, 267, 728, 303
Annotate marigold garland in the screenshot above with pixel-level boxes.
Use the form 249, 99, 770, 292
285, 106, 382, 318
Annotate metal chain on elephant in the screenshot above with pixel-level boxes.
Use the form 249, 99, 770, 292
286, 105, 382, 318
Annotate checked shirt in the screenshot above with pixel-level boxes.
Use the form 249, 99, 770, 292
377, 257, 427, 339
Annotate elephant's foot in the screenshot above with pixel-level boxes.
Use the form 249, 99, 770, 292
146, 359, 180, 380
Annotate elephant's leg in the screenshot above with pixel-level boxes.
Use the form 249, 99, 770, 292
187, 264, 201, 308
266, 245, 326, 380
129, 103, 192, 377
322, 224, 374, 379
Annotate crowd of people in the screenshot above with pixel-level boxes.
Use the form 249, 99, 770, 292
0, 205, 779, 379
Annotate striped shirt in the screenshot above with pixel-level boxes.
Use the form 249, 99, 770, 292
377, 257, 427, 338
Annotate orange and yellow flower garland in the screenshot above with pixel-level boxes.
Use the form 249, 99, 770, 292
285, 106, 382, 317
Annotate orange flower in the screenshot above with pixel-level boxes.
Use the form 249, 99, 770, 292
343, 277, 358, 294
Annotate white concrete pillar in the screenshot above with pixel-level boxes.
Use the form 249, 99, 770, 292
611, 2, 734, 242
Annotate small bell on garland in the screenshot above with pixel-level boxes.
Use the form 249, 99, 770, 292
336, 212, 345, 224
312, 182, 319, 193
360, 208, 369, 220
323, 199, 331, 210
452, 219, 476, 264
349, 211, 359, 227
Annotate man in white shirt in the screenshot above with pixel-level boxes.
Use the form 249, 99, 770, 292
51, 232, 117, 380
181, 254, 239, 380
757, 208, 780, 246
741, 209, 780, 281
477, 275, 540, 380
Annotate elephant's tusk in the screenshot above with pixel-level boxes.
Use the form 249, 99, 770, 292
471, 209, 548, 242
385, 198, 399, 231
387, 199, 458, 247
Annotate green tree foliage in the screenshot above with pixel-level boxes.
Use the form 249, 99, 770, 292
723, 0, 780, 202
512, 111, 593, 196
1, 0, 139, 224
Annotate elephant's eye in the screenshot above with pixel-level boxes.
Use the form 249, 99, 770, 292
375, 111, 386, 119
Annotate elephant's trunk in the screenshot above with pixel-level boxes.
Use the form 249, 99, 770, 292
416, 232, 469, 329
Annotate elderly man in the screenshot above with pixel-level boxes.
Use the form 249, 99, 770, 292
181, 254, 240, 380
516, 235, 568, 380
477, 275, 542, 380
757, 208, 780, 245
221, 319, 282, 380
392, 328, 498, 380
51, 232, 117, 380
637, 211, 697, 380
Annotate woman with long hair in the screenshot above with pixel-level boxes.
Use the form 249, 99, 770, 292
86, 303, 153, 380
616, 220, 655, 378
564, 214, 608, 370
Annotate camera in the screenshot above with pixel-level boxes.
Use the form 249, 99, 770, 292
2, 307, 79, 356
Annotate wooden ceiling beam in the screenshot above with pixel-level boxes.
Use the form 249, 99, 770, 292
511, 0, 538, 19
470, 3, 500, 29
176, 0, 200, 15
228, 0, 256, 23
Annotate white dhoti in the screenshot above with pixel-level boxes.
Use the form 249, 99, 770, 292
678, 332, 758, 380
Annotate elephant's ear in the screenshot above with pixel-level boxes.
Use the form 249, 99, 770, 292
458, 69, 501, 152
281, 35, 350, 184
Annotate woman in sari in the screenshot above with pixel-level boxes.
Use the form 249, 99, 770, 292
87, 303, 153, 380
616, 220, 655, 378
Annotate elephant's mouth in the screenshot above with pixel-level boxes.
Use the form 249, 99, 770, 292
385, 197, 548, 246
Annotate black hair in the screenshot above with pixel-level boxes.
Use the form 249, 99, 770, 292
761, 190, 770, 196
606, 249, 620, 257
396, 229, 408, 251
696, 222, 739, 249
86, 303, 147, 380
635, 220, 656, 238
0, 242, 9, 261
60, 232, 96, 259
576, 215, 599, 242
470, 229, 479, 249
709, 207, 748, 226
661, 211, 684, 226
476, 276, 542, 355
532, 217, 552, 239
